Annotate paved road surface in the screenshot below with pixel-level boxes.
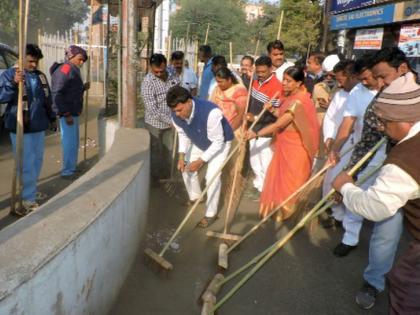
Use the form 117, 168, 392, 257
111, 176, 409, 315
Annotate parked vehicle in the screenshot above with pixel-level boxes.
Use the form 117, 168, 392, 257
0, 43, 18, 132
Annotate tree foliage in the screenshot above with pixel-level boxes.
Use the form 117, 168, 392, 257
170, 0, 249, 56
170, 0, 322, 59
0, 0, 88, 47
265, 0, 322, 58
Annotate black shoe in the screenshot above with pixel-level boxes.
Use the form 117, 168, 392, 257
355, 282, 379, 310
60, 174, 78, 180
333, 242, 357, 257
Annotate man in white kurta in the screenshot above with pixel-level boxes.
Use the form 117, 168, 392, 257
326, 58, 383, 256
168, 86, 233, 228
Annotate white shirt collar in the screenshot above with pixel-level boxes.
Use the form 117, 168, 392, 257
399, 121, 420, 144
185, 99, 196, 124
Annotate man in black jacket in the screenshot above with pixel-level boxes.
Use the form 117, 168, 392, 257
50, 45, 89, 179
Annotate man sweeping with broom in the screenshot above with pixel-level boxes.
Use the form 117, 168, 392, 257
333, 77, 420, 315
167, 85, 233, 228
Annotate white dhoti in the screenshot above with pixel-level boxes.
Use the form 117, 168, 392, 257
249, 137, 273, 192
182, 142, 231, 217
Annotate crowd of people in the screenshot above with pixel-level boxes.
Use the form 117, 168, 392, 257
0, 44, 89, 216
141, 40, 420, 314
1, 36, 419, 314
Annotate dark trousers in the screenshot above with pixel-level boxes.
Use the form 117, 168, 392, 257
388, 240, 420, 315
145, 123, 173, 182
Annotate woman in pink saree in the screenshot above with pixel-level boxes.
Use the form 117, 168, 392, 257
247, 66, 320, 220
209, 67, 248, 132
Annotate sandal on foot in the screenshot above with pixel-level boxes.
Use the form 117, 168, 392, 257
197, 216, 218, 228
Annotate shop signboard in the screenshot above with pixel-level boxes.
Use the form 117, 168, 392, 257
330, 0, 375, 14
354, 27, 384, 49
398, 24, 420, 57
393, 1, 420, 23
330, 4, 395, 30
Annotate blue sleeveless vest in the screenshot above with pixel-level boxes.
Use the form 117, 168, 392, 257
172, 98, 234, 151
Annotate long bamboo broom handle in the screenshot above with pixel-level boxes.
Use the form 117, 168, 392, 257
276, 10, 284, 40
254, 39, 260, 58
229, 42, 233, 68
169, 131, 178, 179
158, 104, 272, 257
83, 0, 94, 161
204, 24, 210, 45
220, 160, 383, 288
221, 91, 280, 235
226, 142, 356, 255
212, 137, 387, 311
194, 39, 199, 74
11, 0, 28, 212
180, 24, 190, 84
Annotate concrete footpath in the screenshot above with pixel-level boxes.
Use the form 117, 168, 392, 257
111, 176, 409, 315
0, 96, 101, 228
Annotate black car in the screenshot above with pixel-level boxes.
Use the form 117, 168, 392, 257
0, 43, 18, 132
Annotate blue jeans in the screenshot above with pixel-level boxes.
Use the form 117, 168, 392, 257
59, 116, 79, 176
10, 131, 45, 202
364, 210, 403, 291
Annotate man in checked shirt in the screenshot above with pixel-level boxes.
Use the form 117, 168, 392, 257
331, 47, 415, 310
141, 54, 180, 184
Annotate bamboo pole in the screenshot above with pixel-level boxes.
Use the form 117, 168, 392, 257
204, 23, 210, 45
254, 39, 260, 59
117, 0, 122, 125
276, 10, 284, 40
11, 0, 28, 213
306, 43, 311, 64
83, 0, 94, 161
229, 42, 233, 68
194, 39, 199, 74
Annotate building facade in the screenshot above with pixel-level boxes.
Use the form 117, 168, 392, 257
329, 0, 420, 72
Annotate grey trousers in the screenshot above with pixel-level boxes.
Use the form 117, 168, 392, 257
145, 123, 174, 181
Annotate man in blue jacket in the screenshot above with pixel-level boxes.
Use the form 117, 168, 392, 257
167, 86, 233, 228
0, 44, 56, 215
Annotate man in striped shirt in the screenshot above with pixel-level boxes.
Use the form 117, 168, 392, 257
140, 54, 180, 184
246, 56, 283, 195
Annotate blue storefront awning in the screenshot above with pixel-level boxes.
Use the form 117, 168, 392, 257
330, 0, 376, 14
330, 3, 395, 30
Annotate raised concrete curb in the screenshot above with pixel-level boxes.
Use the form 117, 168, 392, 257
0, 128, 150, 315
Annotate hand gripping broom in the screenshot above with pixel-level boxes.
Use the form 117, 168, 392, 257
217, 142, 356, 269
200, 159, 383, 314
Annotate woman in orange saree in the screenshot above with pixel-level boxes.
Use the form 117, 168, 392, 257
247, 66, 320, 220
209, 67, 248, 132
